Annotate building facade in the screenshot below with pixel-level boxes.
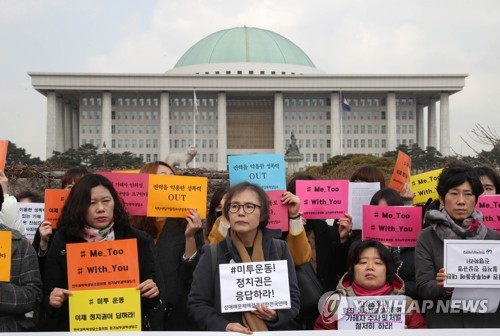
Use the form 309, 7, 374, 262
30, 27, 466, 170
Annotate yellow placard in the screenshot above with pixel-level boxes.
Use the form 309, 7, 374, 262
69, 287, 141, 332
0, 231, 12, 282
147, 175, 208, 218
111, 169, 140, 174
410, 168, 443, 204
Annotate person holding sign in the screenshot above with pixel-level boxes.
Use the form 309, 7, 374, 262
32, 167, 89, 281
0, 170, 24, 235
415, 163, 500, 328
0, 192, 42, 331
41, 174, 161, 331
315, 240, 426, 330
131, 161, 203, 331
368, 188, 418, 300
188, 182, 300, 333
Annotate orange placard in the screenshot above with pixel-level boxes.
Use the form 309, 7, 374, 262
111, 169, 140, 174
147, 175, 208, 218
0, 140, 8, 171
0, 230, 12, 282
388, 151, 412, 192
44, 189, 71, 228
66, 239, 139, 291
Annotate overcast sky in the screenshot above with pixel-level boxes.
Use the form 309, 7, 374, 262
1, 0, 499, 160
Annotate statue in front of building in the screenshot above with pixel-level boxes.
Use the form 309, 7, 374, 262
165, 146, 198, 168
285, 131, 301, 156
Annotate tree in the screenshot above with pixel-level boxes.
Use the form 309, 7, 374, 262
6, 142, 42, 166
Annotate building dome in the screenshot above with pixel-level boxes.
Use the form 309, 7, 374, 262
168, 27, 323, 75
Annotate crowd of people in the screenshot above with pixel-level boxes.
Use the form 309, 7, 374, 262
1, 160, 500, 332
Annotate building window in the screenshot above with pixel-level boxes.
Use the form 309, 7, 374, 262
381, 111, 386, 120
409, 111, 415, 120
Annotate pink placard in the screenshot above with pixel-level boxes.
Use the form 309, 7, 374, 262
296, 180, 349, 219
97, 172, 149, 216
266, 190, 288, 232
476, 195, 500, 233
362, 205, 422, 247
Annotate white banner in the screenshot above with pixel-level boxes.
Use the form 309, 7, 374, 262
219, 260, 290, 313
338, 295, 406, 330
17, 202, 44, 241
444, 239, 500, 288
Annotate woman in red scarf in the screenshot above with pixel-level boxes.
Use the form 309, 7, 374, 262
314, 240, 426, 329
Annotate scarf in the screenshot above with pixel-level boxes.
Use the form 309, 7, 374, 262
425, 209, 487, 241
230, 229, 268, 332
352, 281, 393, 297
82, 222, 115, 242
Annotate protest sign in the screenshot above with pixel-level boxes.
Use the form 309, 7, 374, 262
228, 154, 286, 191
349, 182, 380, 230
388, 151, 411, 192
219, 260, 290, 313
0, 231, 12, 282
409, 169, 442, 205
476, 195, 500, 233
337, 295, 406, 330
44, 189, 70, 228
266, 190, 288, 232
18, 202, 44, 241
66, 239, 140, 291
362, 205, 422, 247
0, 140, 7, 171
444, 239, 500, 288
296, 180, 349, 219
147, 174, 207, 218
98, 172, 149, 216
69, 287, 141, 332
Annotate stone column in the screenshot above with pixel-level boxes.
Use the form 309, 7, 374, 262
101, 91, 112, 149
160, 92, 170, 160
428, 98, 437, 148
274, 92, 284, 154
386, 92, 397, 151
439, 92, 450, 156
217, 92, 227, 171
64, 103, 72, 151
331, 92, 341, 156
72, 108, 79, 149
417, 104, 425, 149
55, 97, 64, 153
46, 91, 57, 158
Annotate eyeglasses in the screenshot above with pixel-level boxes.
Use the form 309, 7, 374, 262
229, 202, 261, 214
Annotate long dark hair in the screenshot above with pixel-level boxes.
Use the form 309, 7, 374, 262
206, 186, 229, 240
57, 174, 130, 241
370, 188, 404, 206
61, 166, 90, 189
223, 182, 270, 230
347, 240, 396, 286
474, 166, 500, 194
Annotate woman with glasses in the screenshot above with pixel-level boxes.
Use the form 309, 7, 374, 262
188, 182, 300, 334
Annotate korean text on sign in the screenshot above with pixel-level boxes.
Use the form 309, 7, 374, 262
388, 151, 412, 192
69, 287, 141, 332
338, 295, 406, 330
66, 239, 140, 291
97, 172, 149, 216
17, 202, 44, 241
228, 154, 286, 191
44, 189, 70, 228
266, 190, 288, 232
0, 231, 12, 282
362, 205, 422, 247
444, 239, 500, 288
219, 260, 290, 313
296, 180, 349, 219
147, 174, 207, 218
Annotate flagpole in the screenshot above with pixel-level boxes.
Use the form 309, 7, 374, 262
339, 89, 343, 156
193, 89, 197, 168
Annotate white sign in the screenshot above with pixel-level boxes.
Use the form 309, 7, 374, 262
17, 202, 45, 241
338, 295, 406, 330
444, 239, 500, 288
219, 260, 290, 313
348, 182, 380, 230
